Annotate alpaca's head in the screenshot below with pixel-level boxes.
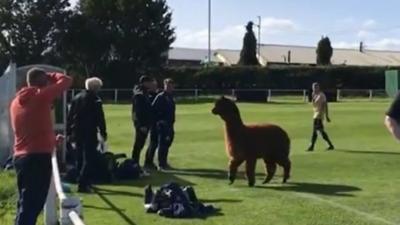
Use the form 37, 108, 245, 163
212, 96, 240, 121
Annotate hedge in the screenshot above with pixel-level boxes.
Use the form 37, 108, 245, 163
164, 65, 399, 90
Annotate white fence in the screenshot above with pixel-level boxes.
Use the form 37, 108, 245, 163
67, 89, 390, 103
44, 151, 85, 225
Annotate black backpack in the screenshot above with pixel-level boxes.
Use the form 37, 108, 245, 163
115, 159, 141, 180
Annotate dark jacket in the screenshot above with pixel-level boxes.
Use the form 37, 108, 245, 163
132, 85, 153, 127
153, 91, 175, 124
67, 90, 107, 139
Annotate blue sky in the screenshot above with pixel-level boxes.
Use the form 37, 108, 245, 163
70, 0, 400, 50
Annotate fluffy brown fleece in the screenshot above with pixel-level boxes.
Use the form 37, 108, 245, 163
212, 96, 291, 187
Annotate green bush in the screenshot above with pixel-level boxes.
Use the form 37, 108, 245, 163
172, 65, 397, 90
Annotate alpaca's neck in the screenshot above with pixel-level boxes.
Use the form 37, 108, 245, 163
224, 113, 245, 138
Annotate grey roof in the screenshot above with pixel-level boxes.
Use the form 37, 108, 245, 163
214, 44, 400, 66
168, 47, 216, 62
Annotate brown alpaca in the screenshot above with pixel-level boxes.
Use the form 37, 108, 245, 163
212, 96, 291, 187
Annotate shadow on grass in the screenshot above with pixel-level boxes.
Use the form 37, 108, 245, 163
200, 198, 242, 203
94, 187, 143, 198
83, 204, 125, 211
93, 187, 137, 225
258, 182, 362, 197
110, 170, 195, 188
336, 149, 400, 155
166, 168, 268, 180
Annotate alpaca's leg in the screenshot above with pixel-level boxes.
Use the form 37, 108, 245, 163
228, 159, 244, 185
277, 159, 291, 183
245, 159, 257, 187
262, 159, 277, 184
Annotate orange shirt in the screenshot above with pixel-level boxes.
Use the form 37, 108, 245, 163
10, 73, 72, 157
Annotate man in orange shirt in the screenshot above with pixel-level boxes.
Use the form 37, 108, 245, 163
10, 68, 72, 225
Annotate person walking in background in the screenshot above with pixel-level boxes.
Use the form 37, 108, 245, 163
67, 77, 107, 193
153, 78, 176, 171
144, 79, 160, 170
10, 68, 72, 225
307, 82, 335, 151
385, 92, 400, 141
131, 76, 154, 174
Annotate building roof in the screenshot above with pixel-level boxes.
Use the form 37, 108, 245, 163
214, 44, 400, 66
168, 47, 216, 62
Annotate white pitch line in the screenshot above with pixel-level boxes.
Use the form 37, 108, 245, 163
295, 192, 397, 225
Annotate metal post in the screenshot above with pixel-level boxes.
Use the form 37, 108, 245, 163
207, 0, 211, 68
71, 89, 75, 98
114, 89, 118, 104
267, 89, 272, 102
337, 89, 341, 102
369, 89, 373, 101
231, 89, 236, 98
195, 89, 199, 101
62, 69, 68, 164
257, 16, 261, 57
303, 89, 307, 103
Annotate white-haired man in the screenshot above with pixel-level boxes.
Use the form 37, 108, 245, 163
67, 77, 107, 193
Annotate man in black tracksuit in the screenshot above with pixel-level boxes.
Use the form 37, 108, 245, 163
153, 78, 176, 171
144, 79, 160, 170
67, 77, 107, 193
131, 76, 154, 169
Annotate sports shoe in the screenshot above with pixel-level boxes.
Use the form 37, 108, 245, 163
327, 145, 335, 150
307, 146, 314, 151
144, 163, 158, 171
140, 168, 151, 177
159, 164, 173, 172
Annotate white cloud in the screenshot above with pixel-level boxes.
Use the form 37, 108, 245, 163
261, 17, 297, 33
357, 30, 376, 39
362, 19, 378, 29
333, 41, 359, 49
369, 38, 400, 50
173, 17, 298, 49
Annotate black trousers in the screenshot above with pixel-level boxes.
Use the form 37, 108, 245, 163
131, 125, 150, 164
14, 153, 52, 225
76, 135, 98, 188
144, 124, 159, 165
157, 122, 175, 167
310, 119, 333, 147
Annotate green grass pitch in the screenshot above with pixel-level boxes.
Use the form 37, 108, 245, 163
1, 101, 400, 225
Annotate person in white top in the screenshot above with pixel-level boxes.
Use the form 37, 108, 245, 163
307, 82, 334, 151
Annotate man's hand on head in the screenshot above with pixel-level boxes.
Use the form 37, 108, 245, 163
55, 134, 65, 146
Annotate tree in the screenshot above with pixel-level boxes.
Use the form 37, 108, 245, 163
316, 36, 333, 65
56, 12, 112, 77
0, 0, 72, 66
72, 0, 175, 86
238, 21, 259, 66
